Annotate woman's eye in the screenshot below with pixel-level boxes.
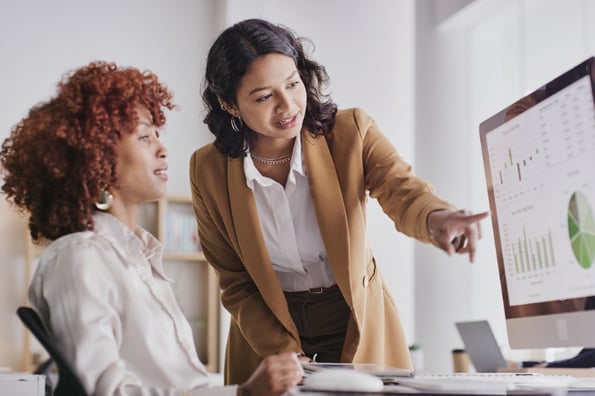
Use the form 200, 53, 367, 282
256, 93, 273, 103
288, 81, 300, 89
139, 135, 151, 142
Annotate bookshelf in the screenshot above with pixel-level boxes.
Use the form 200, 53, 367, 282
21, 195, 220, 373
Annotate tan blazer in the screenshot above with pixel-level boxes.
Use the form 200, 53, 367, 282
189, 108, 455, 385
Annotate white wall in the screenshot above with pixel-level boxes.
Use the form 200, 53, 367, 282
415, 0, 595, 372
0, 0, 217, 370
415, 0, 484, 373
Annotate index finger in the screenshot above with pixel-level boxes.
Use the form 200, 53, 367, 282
463, 211, 490, 223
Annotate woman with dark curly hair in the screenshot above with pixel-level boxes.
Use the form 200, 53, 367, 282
190, 18, 489, 385
1, 61, 302, 396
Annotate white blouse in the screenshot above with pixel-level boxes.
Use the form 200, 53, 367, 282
28, 211, 236, 396
244, 136, 336, 292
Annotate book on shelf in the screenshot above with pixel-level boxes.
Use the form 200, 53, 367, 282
165, 211, 201, 254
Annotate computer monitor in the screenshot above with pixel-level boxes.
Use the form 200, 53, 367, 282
480, 57, 595, 349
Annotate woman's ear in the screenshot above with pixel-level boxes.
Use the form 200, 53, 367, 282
217, 97, 239, 117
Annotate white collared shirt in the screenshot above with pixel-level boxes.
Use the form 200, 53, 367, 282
28, 211, 236, 396
244, 136, 336, 292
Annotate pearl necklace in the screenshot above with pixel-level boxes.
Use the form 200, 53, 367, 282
250, 151, 292, 165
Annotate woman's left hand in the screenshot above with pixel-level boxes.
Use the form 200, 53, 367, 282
427, 209, 490, 263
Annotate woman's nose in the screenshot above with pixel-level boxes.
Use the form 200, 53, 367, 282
158, 140, 168, 158
276, 92, 291, 113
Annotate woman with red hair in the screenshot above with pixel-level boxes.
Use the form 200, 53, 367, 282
1, 61, 301, 396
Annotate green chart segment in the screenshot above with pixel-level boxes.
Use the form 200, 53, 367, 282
568, 191, 595, 269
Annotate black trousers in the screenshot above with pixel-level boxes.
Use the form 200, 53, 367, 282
284, 284, 351, 362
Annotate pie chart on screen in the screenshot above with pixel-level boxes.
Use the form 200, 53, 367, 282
568, 191, 595, 269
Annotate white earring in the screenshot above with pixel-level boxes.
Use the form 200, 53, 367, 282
95, 190, 113, 211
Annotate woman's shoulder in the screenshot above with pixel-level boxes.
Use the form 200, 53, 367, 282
45, 229, 102, 252
335, 107, 373, 121
333, 108, 374, 131
331, 108, 375, 140
35, 230, 122, 286
42, 230, 116, 265
189, 142, 228, 170
190, 142, 219, 161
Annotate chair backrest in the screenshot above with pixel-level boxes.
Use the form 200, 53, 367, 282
17, 306, 88, 396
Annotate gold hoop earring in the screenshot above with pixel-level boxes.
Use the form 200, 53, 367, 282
95, 190, 113, 211
230, 116, 244, 133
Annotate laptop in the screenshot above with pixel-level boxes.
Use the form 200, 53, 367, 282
455, 320, 508, 372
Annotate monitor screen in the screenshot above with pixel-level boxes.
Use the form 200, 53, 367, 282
480, 57, 595, 349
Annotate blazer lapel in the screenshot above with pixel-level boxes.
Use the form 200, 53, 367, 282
227, 156, 299, 336
302, 132, 353, 308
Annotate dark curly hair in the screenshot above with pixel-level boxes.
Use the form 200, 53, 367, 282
0, 61, 174, 242
202, 18, 337, 157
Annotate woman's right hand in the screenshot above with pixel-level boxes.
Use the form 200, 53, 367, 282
237, 352, 303, 395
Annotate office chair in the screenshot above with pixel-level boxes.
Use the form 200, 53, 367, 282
17, 306, 88, 396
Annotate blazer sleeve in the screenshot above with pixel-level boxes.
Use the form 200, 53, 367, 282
189, 150, 302, 358
355, 108, 456, 243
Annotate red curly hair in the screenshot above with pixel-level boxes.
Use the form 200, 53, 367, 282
0, 61, 174, 242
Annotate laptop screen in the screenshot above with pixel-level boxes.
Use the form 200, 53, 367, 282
455, 320, 507, 372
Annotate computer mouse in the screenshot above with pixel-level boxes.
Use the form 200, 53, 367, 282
303, 368, 384, 392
